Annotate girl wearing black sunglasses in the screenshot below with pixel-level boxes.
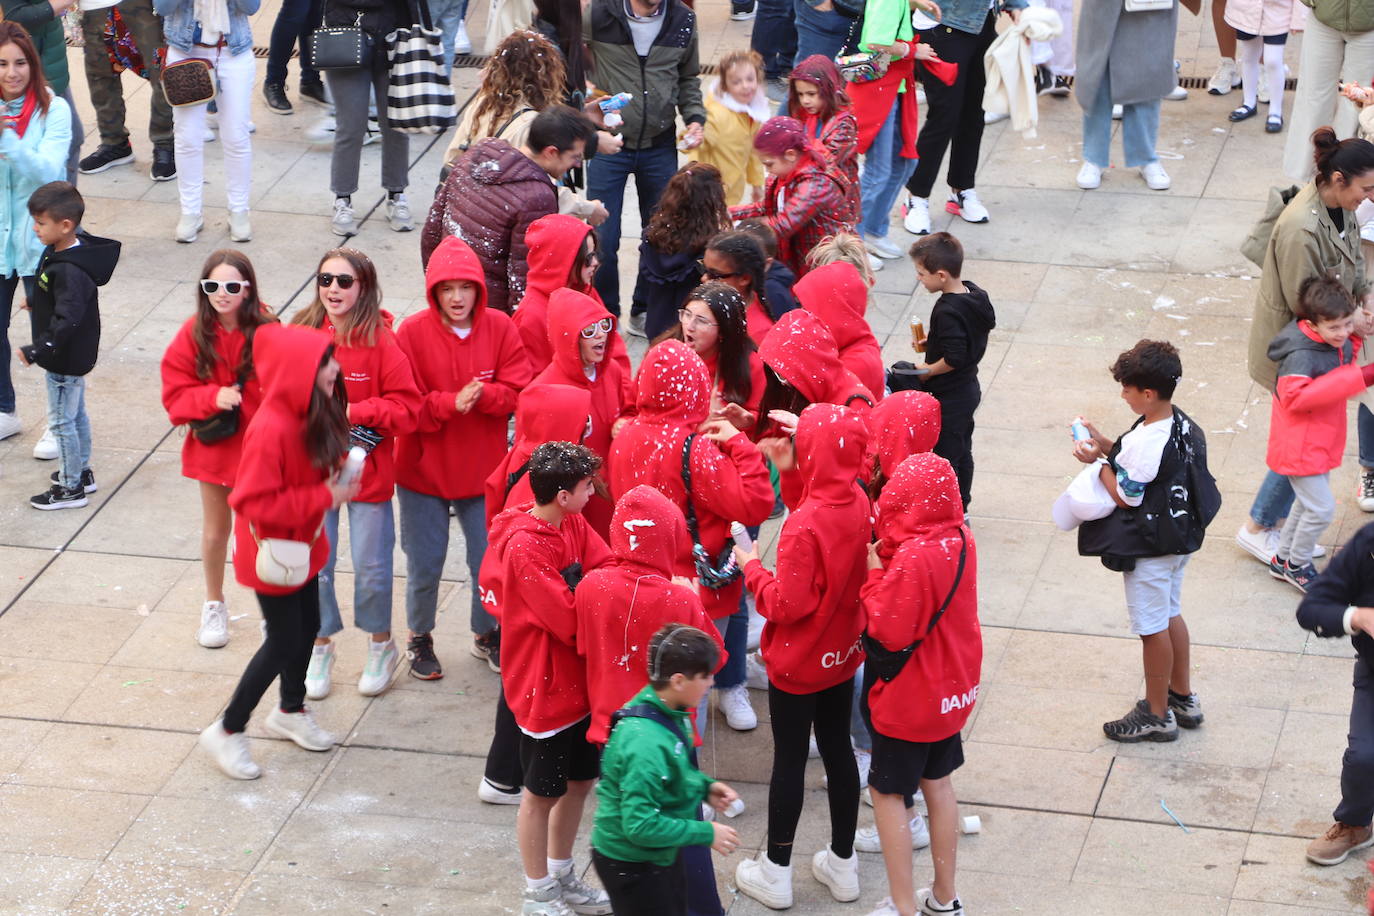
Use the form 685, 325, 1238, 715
160, 249, 278, 652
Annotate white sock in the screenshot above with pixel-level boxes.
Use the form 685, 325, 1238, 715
1237, 37, 1261, 109
547, 857, 573, 878
1263, 43, 1286, 118
526, 874, 558, 891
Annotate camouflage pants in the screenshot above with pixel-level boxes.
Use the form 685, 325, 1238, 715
81, 0, 173, 148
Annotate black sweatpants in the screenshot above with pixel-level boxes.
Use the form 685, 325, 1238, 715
765, 679, 859, 866
907, 10, 998, 199
484, 685, 526, 790
1336, 655, 1374, 826
932, 383, 981, 510
223, 577, 321, 733
593, 848, 688, 916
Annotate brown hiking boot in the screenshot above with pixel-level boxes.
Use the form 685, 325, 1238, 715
1306, 822, 1374, 865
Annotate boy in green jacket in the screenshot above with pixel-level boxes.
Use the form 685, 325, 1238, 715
591, 624, 741, 915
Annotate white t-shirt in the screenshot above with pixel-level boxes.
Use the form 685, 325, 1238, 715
1114, 417, 1171, 508
451, 325, 472, 339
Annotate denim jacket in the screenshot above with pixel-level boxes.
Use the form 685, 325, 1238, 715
154, 0, 261, 55
928, 0, 1026, 36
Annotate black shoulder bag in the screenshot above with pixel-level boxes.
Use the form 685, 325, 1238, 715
610, 703, 696, 764
681, 433, 742, 591
862, 528, 967, 683
188, 368, 248, 445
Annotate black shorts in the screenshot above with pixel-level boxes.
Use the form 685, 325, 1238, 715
1234, 28, 1287, 44
867, 730, 964, 797
519, 716, 600, 797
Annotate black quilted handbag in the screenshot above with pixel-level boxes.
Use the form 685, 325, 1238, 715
308, 11, 373, 70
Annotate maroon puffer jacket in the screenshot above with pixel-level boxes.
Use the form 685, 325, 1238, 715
420, 138, 559, 313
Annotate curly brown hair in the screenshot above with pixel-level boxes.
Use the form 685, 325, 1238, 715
469, 31, 568, 142
644, 163, 731, 254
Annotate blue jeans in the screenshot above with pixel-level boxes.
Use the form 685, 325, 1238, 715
713, 602, 749, 690
265, 0, 321, 86
849, 664, 869, 751
397, 485, 494, 636
588, 142, 679, 315
753, 0, 798, 79
1249, 469, 1296, 529
46, 372, 90, 490
318, 499, 395, 638
0, 274, 34, 415
1081, 72, 1161, 169
857, 100, 918, 239
430, 0, 469, 75
792, 0, 849, 66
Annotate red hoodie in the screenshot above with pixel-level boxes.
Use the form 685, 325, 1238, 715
316, 311, 422, 503
526, 288, 635, 538
759, 309, 875, 508
228, 324, 337, 595
575, 485, 724, 745
484, 384, 594, 523
479, 502, 612, 733
744, 404, 871, 695
395, 236, 533, 500
513, 214, 632, 381
610, 341, 774, 618
160, 316, 269, 487
866, 389, 941, 484
794, 261, 884, 401
863, 453, 981, 742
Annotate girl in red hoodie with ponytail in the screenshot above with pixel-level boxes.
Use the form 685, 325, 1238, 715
733, 403, 872, 910
395, 236, 532, 679
160, 249, 277, 651
199, 324, 356, 781
291, 248, 422, 701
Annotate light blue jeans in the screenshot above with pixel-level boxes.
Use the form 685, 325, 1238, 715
1081, 73, 1161, 169
857, 100, 918, 239
318, 499, 395, 638
429, 0, 468, 75
849, 664, 869, 752
397, 485, 494, 636
46, 372, 91, 491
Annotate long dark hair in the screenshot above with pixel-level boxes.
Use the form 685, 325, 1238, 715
193, 249, 277, 382
756, 364, 809, 433
1312, 126, 1374, 187
645, 163, 732, 254
705, 230, 769, 315
567, 230, 598, 290
685, 281, 754, 407
532, 0, 586, 98
292, 248, 383, 347
306, 345, 350, 471
0, 23, 50, 115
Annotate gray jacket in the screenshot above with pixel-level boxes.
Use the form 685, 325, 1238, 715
1074, 0, 1179, 107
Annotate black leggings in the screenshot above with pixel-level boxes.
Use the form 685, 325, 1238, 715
593, 848, 687, 916
223, 577, 321, 733
766, 679, 859, 866
484, 685, 526, 790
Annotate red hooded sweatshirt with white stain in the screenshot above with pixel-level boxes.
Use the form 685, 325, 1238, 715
479, 499, 612, 734
609, 341, 774, 618
744, 403, 871, 695
866, 389, 941, 485
576, 485, 724, 745
229, 324, 337, 595
863, 452, 982, 743
794, 261, 884, 401
484, 383, 594, 524
395, 236, 533, 501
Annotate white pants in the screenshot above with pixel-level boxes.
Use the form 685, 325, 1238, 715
168, 44, 255, 214
1283, 15, 1374, 182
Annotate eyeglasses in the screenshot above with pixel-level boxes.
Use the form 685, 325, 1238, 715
579, 317, 615, 338
697, 259, 740, 281
200, 279, 250, 295
317, 272, 357, 290
678, 308, 718, 331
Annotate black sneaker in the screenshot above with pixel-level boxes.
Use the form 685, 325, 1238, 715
50, 468, 96, 494
1034, 63, 1053, 95
151, 146, 176, 182
1168, 689, 1204, 729
1103, 699, 1178, 743
1283, 560, 1319, 593
79, 142, 134, 174
30, 483, 88, 510
1268, 554, 1289, 581
406, 632, 443, 680
263, 82, 292, 114
300, 80, 329, 107
470, 628, 501, 673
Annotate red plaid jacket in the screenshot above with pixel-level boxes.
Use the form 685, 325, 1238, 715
731, 152, 856, 279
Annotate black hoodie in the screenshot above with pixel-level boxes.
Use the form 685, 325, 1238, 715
923, 280, 997, 397
1297, 520, 1374, 669
21, 230, 121, 377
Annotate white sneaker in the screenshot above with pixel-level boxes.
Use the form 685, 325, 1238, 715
747, 604, 763, 650
1209, 58, 1240, 95
478, 776, 522, 805
32, 425, 57, 458
1112, 104, 1124, 120
198, 719, 261, 780
865, 899, 902, 916
1360, 468, 1374, 512
1165, 84, 1188, 101
1235, 523, 1280, 565
331, 198, 358, 236
745, 651, 768, 690
718, 684, 757, 730
305, 642, 335, 700
867, 253, 885, 273
854, 813, 931, 853
982, 110, 1008, 124
735, 853, 793, 909
1076, 161, 1102, 190
358, 639, 400, 696
903, 196, 931, 235
454, 19, 471, 54
946, 189, 989, 224
386, 194, 414, 232
264, 706, 336, 751
0, 411, 20, 441
228, 209, 251, 243
553, 863, 612, 915
812, 847, 860, 902
522, 880, 574, 916
197, 600, 229, 648
864, 233, 904, 259
917, 887, 965, 916
175, 211, 203, 243
1140, 161, 1171, 191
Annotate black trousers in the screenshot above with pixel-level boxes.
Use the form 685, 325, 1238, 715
484, 685, 526, 790
223, 577, 320, 732
907, 10, 998, 199
1336, 655, 1374, 826
765, 679, 859, 865
931, 383, 980, 510
593, 849, 688, 916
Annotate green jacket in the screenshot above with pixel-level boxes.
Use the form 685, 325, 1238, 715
591, 686, 715, 866
0, 0, 69, 94
1301, 0, 1374, 33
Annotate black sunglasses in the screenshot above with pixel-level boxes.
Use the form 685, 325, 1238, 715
200, 279, 250, 295
696, 259, 739, 281
317, 272, 357, 290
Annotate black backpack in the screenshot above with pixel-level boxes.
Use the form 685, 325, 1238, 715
610, 703, 696, 765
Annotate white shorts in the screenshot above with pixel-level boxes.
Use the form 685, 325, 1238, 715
1122, 554, 1190, 636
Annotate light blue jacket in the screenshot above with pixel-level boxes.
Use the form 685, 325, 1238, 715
0, 93, 69, 278
154, 0, 261, 56
930, 0, 1027, 37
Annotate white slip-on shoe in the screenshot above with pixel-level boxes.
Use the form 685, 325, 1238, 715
265, 706, 336, 751
1140, 161, 1171, 191
478, 776, 522, 805
1076, 161, 1102, 190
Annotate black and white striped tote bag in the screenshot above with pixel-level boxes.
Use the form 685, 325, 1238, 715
384, 0, 456, 135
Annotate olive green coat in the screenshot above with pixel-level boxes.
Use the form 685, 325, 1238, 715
1301, 0, 1374, 33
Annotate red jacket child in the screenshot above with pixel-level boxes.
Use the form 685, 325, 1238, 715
789, 55, 860, 216
1266, 320, 1371, 477
794, 261, 884, 401
730, 144, 855, 278
395, 236, 532, 501
480, 500, 612, 734
609, 341, 774, 618
484, 383, 594, 524
228, 324, 338, 595
862, 452, 981, 743
575, 484, 724, 745
744, 403, 871, 695
160, 317, 269, 488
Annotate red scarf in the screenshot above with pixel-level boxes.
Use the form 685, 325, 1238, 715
7, 90, 38, 138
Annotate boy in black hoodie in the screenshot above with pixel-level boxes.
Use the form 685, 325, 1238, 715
909, 232, 996, 509
16, 182, 121, 511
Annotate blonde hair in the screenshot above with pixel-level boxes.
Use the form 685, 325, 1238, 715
806, 233, 875, 287
718, 49, 764, 86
